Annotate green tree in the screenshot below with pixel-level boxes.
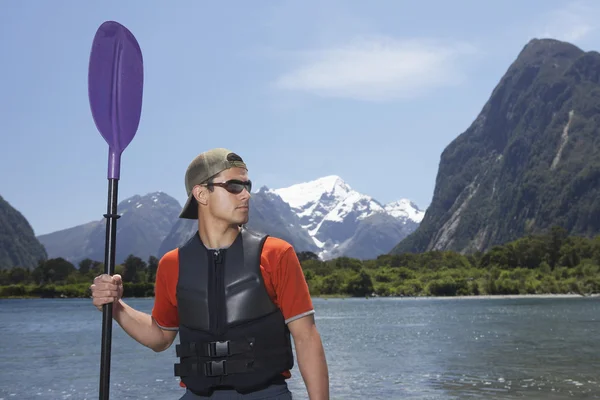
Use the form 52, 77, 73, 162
33, 258, 76, 284
345, 269, 374, 296
8, 267, 30, 284
334, 257, 362, 272
320, 272, 345, 295
593, 236, 600, 265
147, 256, 159, 283
546, 225, 567, 269
122, 255, 146, 283
78, 258, 95, 275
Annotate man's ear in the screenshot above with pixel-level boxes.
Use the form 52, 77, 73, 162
193, 185, 208, 206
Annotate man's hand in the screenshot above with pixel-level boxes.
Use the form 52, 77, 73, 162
90, 274, 123, 311
89, 273, 176, 352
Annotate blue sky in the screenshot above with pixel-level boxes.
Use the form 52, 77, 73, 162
1, 0, 599, 236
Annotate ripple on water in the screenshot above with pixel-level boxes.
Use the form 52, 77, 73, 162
425, 372, 600, 399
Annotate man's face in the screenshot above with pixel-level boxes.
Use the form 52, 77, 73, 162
206, 167, 251, 226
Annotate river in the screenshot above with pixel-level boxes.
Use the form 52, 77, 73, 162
0, 296, 598, 399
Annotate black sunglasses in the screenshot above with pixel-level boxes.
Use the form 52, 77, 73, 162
206, 179, 252, 194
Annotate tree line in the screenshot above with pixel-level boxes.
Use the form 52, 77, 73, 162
0, 254, 159, 298
1, 226, 599, 298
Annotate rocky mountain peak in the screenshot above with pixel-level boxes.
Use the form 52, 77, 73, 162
518, 38, 583, 65
384, 199, 425, 223
272, 175, 351, 210
392, 38, 600, 255
0, 195, 48, 269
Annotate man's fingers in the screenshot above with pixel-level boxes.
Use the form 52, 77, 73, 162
90, 281, 119, 292
90, 274, 123, 311
92, 289, 120, 298
93, 274, 122, 286
93, 274, 114, 284
92, 297, 119, 311
92, 296, 116, 305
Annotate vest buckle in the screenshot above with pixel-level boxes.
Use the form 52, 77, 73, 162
208, 340, 230, 357
204, 360, 227, 376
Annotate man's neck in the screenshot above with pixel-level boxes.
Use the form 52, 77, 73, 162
197, 219, 241, 249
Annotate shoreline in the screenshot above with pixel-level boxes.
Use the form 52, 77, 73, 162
367, 293, 600, 300
315, 293, 600, 300
1, 293, 597, 300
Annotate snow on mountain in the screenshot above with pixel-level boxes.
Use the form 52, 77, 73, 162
273, 176, 350, 234
273, 175, 349, 209
271, 175, 422, 259
37, 179, 423, 263
384, 199, 425, 223
123, 191, 173, 212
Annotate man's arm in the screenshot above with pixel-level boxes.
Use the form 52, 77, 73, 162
91, 273, 177, 352
266, 239, 330, 399
288, 314, 329, 400
113, 298, 178, 352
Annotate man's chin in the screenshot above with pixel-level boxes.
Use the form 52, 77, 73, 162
235, 216, 249, 225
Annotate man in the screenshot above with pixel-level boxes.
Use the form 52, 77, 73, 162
90, 148, 329, 399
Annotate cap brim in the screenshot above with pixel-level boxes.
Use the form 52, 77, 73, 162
179, 194, 198, 219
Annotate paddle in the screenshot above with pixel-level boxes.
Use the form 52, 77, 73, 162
88, 20, 144, 400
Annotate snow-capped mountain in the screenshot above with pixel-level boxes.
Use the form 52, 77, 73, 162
157, 186, 321, 259
271, 175, 423, 259
157, 175, 425, 260
37, 177, 425, 263
384, 199, 425, 223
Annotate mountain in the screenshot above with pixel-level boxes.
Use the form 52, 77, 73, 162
243, 187, 320, 253
392, 38, 600, 255
0, 195, 47, 269
327, 212, 418, 260
271, 175, 423, 259
38, 192, 181, 265
157, 187, 320, 258
34, 176, 423, 263
154, 175, 424, 261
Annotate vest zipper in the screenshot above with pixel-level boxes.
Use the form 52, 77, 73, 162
213, 249, 224, 335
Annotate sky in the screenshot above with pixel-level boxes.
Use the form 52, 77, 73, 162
1, 0, 600, 236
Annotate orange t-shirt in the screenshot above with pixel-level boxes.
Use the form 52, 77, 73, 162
151, 235, 314, 383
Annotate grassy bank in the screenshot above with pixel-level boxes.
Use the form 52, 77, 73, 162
1, 264, 598, 299
0, 282, 153, 299
1, 227, 599, 299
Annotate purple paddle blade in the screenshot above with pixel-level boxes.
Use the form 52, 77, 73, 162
88, 21, 143, 179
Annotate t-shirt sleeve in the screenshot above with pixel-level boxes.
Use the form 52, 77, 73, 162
151, 250, 179, 331
272, 244, 315, 324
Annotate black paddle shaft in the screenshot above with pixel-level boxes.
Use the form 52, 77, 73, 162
100, 178, 120, 400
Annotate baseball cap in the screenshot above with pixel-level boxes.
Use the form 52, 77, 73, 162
179, 148, 247, 219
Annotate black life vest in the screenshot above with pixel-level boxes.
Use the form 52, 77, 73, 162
173, 227, 294, 396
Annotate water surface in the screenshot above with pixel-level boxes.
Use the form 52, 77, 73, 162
0, 296, 598, 399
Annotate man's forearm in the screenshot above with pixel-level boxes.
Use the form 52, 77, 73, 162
295, 329, 329, 400
112, 300, 173, 352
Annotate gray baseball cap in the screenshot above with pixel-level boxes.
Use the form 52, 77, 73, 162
179, 148, 247, 219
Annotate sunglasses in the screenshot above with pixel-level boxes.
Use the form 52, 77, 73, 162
206, 179, 252, 194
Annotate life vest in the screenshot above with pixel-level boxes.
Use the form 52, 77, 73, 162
173, 227, 294, 396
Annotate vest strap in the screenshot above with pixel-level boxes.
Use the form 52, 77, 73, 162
176, 338, 255, 358
175, 359, 256, 377
174, 346, 292, 377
